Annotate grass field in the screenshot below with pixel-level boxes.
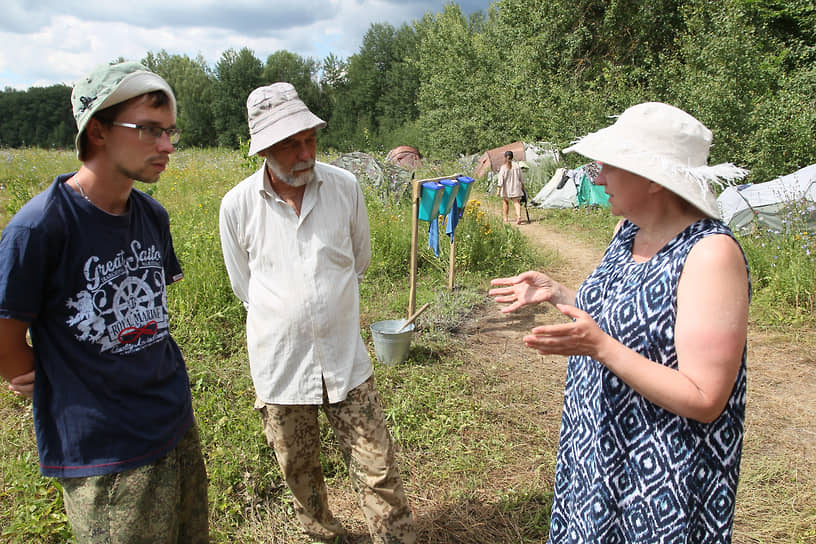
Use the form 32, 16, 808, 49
1, 148, 814, 543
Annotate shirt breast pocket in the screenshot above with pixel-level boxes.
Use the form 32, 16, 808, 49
315, 227, 354, 270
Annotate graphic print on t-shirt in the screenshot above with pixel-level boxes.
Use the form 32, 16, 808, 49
65, 240, 170, 354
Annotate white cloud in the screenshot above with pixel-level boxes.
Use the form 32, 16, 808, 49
0, 0, 492, 90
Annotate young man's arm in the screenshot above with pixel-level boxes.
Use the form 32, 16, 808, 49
0, 318, 35, 397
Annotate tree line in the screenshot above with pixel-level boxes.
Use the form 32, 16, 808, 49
1, 0, 814, 181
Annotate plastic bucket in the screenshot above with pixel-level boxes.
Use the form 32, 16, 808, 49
370, 320, 414, 365
438, 179, 460, 216
455, 176, 475, 209
418, 182, 443, 221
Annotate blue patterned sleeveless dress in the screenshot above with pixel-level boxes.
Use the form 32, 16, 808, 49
548, 218, 749, 543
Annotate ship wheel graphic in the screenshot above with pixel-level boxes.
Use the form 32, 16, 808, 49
111, 272, 155, 320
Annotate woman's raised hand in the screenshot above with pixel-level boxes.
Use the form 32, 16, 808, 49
489, 270, 559, 313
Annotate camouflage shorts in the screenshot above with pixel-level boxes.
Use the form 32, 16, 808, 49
59, 421, 209, 544
257, 376, 416, 544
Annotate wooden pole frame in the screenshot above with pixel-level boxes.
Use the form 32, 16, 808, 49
408, 173, 463, 318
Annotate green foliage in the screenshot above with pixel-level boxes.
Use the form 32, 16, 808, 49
535, 206, 619, 250
364, 186, 413, 281
0, 149, 80, 228
660, 0, 780, 169
2, 0, 814, 183
363, 177, 538, 287
737, 0, 816, 66
1, 450, 71, 543
496, 488, 552, 540
416, 5, 497, 155
379, 362, 478, 447
323, 22, 421, 152
451, 197, 537, 277
0, 85, 74, 149
143, 50, 217, 148
745, 64, 816, 182
212, 48, 263, 148
738, 199, 816, 327
263, 51, 328, 121
155, 148, 255, 356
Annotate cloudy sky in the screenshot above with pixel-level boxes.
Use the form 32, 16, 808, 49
1, 0, 492, 91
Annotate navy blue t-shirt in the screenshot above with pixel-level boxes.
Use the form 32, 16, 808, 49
0, 173, 193, 478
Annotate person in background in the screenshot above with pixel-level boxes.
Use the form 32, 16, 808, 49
0, 61, 208, 543
219, 82, 416, 544
497, 149, 526, 224
489, 102, 750, 542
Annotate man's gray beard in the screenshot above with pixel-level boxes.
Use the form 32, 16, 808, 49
266, 156, 316, 187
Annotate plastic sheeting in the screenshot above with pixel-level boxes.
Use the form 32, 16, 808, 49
717, 164, 816, 234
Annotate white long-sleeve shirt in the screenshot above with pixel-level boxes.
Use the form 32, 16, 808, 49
219, 161, 373, 404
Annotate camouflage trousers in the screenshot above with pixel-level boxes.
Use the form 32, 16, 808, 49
257, 376, 416, 544
59, 422, 209, 544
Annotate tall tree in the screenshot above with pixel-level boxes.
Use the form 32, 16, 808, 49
318, 53, 349, 150
327, 22, 422, 151
143, 51, 217, 147
661, 0, 781, 167
320, 53, 347, 111
415, 5, 496, 154
375, 24, 421, 137
737, 0, 816, 67
212, 48, 263, 148
262, 50, 327, 121
0, 85, 73, 149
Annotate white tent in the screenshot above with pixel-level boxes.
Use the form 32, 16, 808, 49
717, 163, 816, 234
530, 168, 577, 209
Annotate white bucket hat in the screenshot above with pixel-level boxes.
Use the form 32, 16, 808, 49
246, 83, 326, 156
563, 102, 748, 218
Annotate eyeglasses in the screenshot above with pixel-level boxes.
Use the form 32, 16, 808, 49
111, 122, 181, 145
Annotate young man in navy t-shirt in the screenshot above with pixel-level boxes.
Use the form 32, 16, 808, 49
0, 61, 208, 543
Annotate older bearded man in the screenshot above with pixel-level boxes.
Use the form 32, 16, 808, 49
219, 82, 416, 544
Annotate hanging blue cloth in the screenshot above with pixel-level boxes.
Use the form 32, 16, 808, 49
428, 216, 440, 256
445, 200, 460, 241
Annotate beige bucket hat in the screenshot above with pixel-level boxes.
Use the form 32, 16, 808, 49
246, 83, 326, 156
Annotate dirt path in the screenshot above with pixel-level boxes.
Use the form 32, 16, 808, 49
452, 206, 816, 543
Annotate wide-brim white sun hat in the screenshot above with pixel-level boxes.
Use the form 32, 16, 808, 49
246, 82, 326, 156
563, 102, 748, 218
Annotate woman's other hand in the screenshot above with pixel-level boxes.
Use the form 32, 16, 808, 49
523, 304, 611, 358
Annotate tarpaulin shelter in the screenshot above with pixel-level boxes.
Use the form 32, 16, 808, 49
473, 142, 525, 179
717, 163, 816, 234
531, 168, 575, 209
531, 163, 609, 209
386, 145, 423, 170
331, 151, 414, 202
575, 162, 608, 208
473, 141, 561, 179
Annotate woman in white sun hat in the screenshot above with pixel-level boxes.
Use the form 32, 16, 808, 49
490, 102, 751, 542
